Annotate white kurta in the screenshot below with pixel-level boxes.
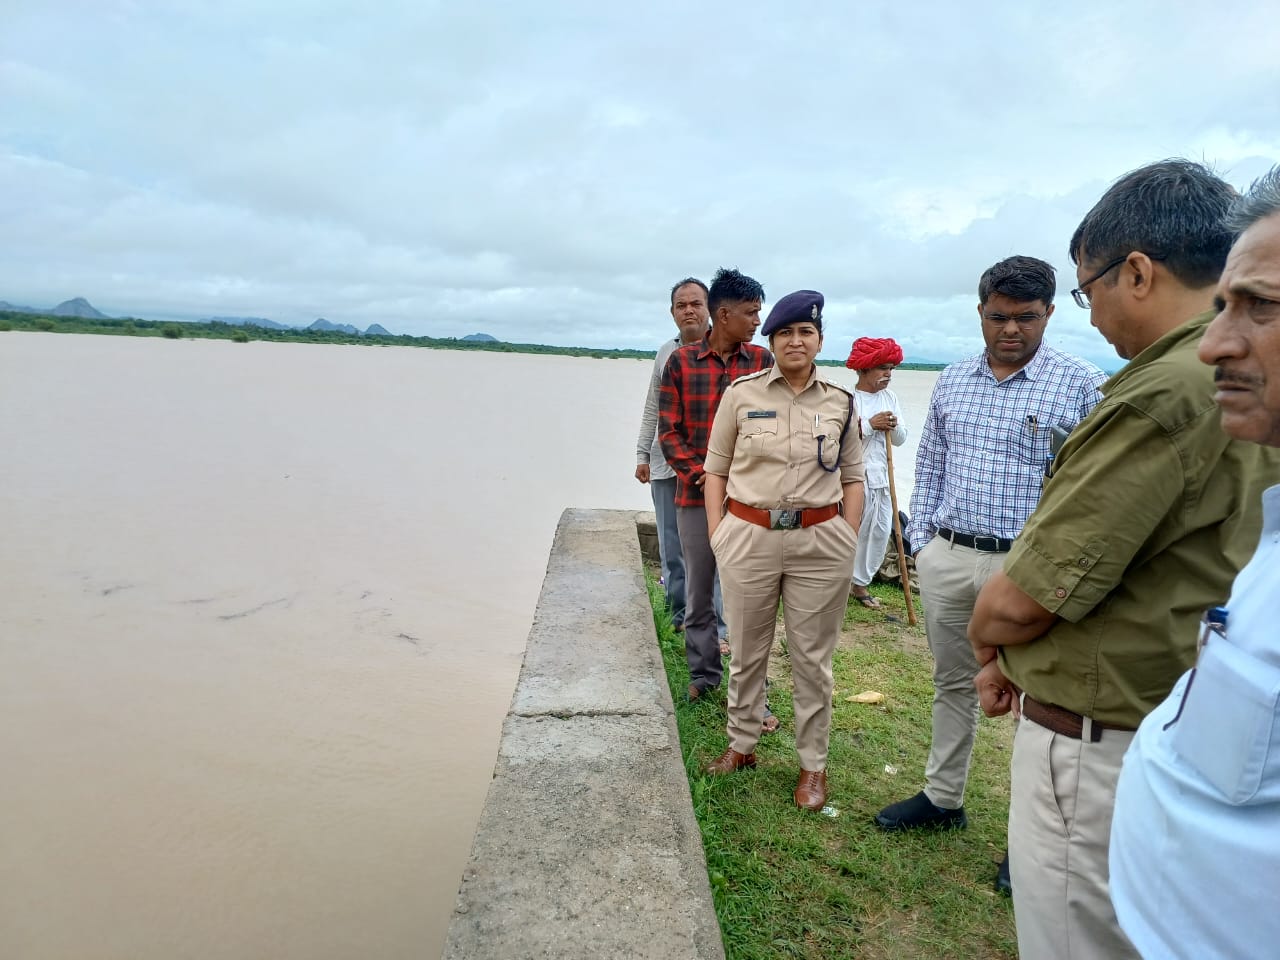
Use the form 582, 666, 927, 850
851, 388, 908, 586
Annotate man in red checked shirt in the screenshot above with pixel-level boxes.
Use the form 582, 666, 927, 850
660, 267, 773, 700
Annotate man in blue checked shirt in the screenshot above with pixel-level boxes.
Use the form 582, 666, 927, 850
874, 256, 1106, 888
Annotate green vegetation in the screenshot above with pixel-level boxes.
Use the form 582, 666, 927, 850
649, 575, 1015, 959
816, 359, 944, 371
0, 309, 660, 361
0, 308, 947, 368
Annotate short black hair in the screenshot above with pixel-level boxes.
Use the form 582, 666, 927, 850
669, 277, 708, 306
1226, 165, 1280, 235
978, 256, 1057, 306
1069, 159, 1236, 289
707, 267, 765, 319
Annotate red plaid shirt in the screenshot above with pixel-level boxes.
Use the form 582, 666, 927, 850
658, 339, 774, 506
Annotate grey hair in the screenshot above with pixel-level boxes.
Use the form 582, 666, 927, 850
1226, 166, 1280, 235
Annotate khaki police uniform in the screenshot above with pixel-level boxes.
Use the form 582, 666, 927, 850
705, 364, 865, 771
998, 313, 1280, 959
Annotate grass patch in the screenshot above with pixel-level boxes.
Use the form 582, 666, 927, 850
649, 574, 1016, 960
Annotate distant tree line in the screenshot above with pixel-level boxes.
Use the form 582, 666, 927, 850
0, 309, 944, 369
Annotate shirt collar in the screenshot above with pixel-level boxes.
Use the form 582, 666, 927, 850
1101, 311, 1214, 397
967, 344, 1053, 382
695, 336, 752, 362
766, 362, 820, 391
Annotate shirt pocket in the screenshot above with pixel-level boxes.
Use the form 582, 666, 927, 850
1170, 641, 1280, 804
812, 415, 844, 472
736, 413, 778, 457
1005, 413, 1053, 468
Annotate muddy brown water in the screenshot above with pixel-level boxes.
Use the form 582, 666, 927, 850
0, 332, 937, 959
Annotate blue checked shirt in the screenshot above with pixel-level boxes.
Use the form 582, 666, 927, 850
906, 344, 1107, 548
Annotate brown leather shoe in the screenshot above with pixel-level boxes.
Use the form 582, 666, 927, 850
687, 682, 702, 701
704, 748, 757, 775
794, 769, 827, 810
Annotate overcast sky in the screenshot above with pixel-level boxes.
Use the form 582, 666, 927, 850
3, 1, 1278, 366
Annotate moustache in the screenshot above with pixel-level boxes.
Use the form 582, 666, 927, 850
1214, 367, 1264, 389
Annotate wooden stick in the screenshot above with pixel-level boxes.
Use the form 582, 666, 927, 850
884, 435, 917, 626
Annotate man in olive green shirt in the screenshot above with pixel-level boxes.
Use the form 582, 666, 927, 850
969, 160, 1280, 959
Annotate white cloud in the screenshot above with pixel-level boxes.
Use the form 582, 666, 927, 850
2, 0, 1278, 361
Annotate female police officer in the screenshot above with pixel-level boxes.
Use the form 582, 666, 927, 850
701, 290, 865, 810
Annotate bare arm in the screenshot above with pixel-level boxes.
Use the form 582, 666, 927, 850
842, 480, 865, 536
968, 569, 1057, 663
704, 473, 728, 540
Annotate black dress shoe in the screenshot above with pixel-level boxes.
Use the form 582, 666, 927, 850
995, 852, 1012, 896
874, 791, 968, 831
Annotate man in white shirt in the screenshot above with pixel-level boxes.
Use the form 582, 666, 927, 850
635, 278, 730, 651
635, 278, 713, 630
1109, 165, 1280, 958
844, 337, 909, 609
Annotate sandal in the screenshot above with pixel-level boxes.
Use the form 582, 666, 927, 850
762, 705, 780, 734
854, 594, 883, 609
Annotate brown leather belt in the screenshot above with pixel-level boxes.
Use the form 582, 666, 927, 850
1022, 695, 1135, 742
726, 498, 841, 530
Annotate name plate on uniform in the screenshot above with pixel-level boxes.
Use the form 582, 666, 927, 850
746, 410, 777, 419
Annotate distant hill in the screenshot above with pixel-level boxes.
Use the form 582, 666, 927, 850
3, 296, 109, 319
462, 332, 498, 342
205, 315, 292, 330
52, 297, 108, 319
308, 318, 360, 335
365, 323, 392, 336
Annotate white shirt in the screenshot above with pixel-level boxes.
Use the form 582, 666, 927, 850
1109, 483, 1280, 959
854, 388, 907, 488
635, 337, 681, 481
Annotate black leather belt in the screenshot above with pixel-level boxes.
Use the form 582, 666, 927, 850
938, 527, 1013, 553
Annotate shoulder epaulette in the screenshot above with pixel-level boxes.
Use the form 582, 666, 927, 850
824, 377, 854, 397
731, 368, 771, 386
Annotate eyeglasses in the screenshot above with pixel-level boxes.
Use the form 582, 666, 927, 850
982, 312, 1046, 326
1070, 256, 1129, 309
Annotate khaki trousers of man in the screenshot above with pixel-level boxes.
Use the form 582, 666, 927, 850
712, 513, 857, 770
1010, 714, 1139, 960
914, 536, 1004, 808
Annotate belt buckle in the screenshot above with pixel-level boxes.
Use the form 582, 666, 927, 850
974, 535, 1000, 552
770, 509, 800, 530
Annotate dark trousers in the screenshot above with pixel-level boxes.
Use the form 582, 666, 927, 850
676, 504, 722, 692
650, 477, 686, 626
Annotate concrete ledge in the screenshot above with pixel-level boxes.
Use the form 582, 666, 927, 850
443, 508, 724, 960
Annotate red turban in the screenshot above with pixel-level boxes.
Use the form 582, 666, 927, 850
845, 337, 904, 370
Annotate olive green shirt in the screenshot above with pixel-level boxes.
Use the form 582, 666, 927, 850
1000, 312, 1280, 727
704, 364, 865, 508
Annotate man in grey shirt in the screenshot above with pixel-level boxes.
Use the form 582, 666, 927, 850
635, 277, 726, 643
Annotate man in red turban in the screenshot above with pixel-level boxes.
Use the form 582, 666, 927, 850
845, 338, 909, 608
847, 337, 904, 371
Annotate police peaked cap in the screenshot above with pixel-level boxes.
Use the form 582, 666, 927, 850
761, 290, 824, 337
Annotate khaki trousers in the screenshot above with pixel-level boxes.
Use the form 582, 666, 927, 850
1010, 714, 1139, 960
712, 512, 857, 771
914, 535, 1004, 808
